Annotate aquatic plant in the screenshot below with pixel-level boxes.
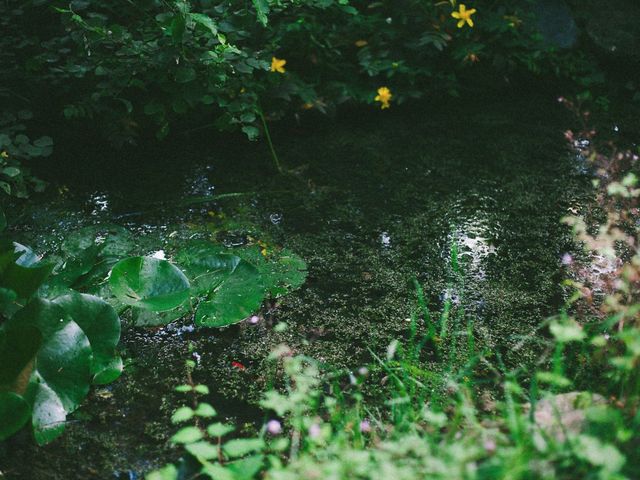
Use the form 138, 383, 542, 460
111, 242, 307, 328
0, 239, 122, 444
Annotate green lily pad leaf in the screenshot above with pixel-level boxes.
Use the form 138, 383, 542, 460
0, 241, 53, 300
0, 287, 17, 311
63, 224, 134, 258
109, 257, 190, 311
131, 302, 190, 327
9, 298, 92, 443
176, 243, 265, 327
238, 246, 307, 297
0, 392, 31, 441
1, 291, 122, 444
194, 256, 264, 327
0, 325, 42, 385
54, 293, 122, 384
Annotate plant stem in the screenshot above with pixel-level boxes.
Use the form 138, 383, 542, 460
258, 107, 283, 173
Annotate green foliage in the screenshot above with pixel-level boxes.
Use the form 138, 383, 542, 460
109, 256, 191, 311
0, 241, 122, 444
148, 360, 270, 480
2, 0, 601, 151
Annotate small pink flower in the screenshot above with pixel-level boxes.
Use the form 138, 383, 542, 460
561, 253, 573, 266
309, 423, 321, 438
359, 420, 371, 433
267, 420, 282, 435
249, 315, 260, 324
484, 438, 497, 453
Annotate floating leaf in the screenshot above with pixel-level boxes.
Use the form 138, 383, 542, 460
177, 244, 265, 327
238, 246, 307, 297
54, 293, 122, 384
0, 392, 31, 441
0, 291, 121, 444
109, 257, 190, 311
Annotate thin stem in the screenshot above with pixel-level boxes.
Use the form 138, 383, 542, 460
257, 106, 283, 173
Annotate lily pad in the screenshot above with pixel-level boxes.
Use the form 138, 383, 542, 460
176, 244, 265, 327
0, 292, 122, 443
237, 246, 307, 297
109, 256, 190, 311
62, 224, 135, 258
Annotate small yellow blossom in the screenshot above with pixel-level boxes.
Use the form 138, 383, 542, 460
355, 40, 368, 47
302, 102, 314, 110
465, 52, 480, 63
451, 4, 476, 28
374, 87, 392, 109
270, 57, 286, 73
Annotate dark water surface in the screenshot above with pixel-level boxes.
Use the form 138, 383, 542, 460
1, 91, 591, 478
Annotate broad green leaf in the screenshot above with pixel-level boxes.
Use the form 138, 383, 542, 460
0, 291, 121, 444
63, 224, 134, 258
190, 13, 217, 35
195, 403, 217, 418
0, 392, 31, 441
227, 454, 264, 480
238, 246, 307, 297
0, 325, 41, 385
550, 318, 586, 343
207, 422, 235, 437
185, 441, 219, 460
252, 0, 270, 26
171, 426, 204, 444
171, 406, 195, 424
109, 256, 190, 311
223, 438, 265, 458
177, 244, 265, 327
146, 464, 178, 480
54, 293, 122, 384
0, 242, 53, 300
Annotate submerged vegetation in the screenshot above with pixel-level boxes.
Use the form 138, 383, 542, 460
1, 0, 640, 479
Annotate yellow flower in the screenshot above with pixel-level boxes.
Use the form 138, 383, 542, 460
354, 40, 368, 47
451, 4, 476, 28
271, 57, 286, 73
374, 87, 392, 110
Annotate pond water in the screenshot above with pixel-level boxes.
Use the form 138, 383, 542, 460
1, 90, 592, 478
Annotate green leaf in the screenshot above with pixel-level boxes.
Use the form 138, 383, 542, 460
195, 402, 217, 417
185, 441, 219, 460
171, 426, 203, 444
33, 136, 53, 148
146, 464, 178, 480
2, 167, 21, 178
109, 257, 190, 311
238, 246, 307, 297
223, 438, 265, 458
175, 68, 197, 83
177, 245, 265, 327
549, 318, 586, 343
190, 13, 217, 35
251, 0, 270, 26
54, 293, 122, 384
171, 406, 195, 424
227, 454, 264, 480
0, 392, 31, 441
63, 224, 134, 258
207, 422, 235, 437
